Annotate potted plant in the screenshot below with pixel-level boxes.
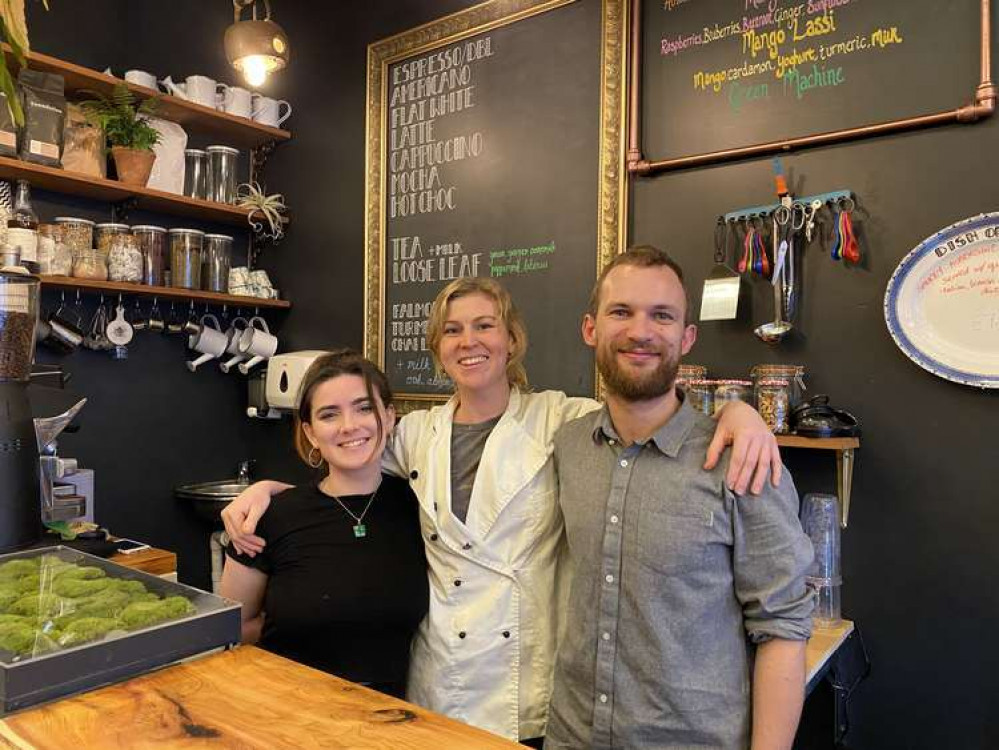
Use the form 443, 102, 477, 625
80, 84, 161, 186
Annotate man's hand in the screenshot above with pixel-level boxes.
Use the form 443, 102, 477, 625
704, 400, 782, 495
221, 480, 292, 556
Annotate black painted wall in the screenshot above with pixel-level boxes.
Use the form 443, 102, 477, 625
632, 20, 999, 750
24, 1, 996, 748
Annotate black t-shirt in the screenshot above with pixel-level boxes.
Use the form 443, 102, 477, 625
225, 474, 428, 696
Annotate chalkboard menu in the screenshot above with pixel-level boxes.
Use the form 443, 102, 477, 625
643, 0, 980, 161
364, 0, 627, 401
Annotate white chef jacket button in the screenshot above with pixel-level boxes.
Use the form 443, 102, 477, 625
610, 515, 619, 524
605, 574, 614, 583
602, 632, 610, 641
608, 439, 615, 445
454, 579, 462, 587
599, 694, 608, 703
503, 631, 510, 638
619, 459, 628, 467
429, 533, 438, 541
410, 470, 419, 479
458, 631, 466, 639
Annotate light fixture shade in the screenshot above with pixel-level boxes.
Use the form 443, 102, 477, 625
224, 18, 290, 85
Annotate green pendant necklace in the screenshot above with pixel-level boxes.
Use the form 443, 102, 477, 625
328, 481, 381, 539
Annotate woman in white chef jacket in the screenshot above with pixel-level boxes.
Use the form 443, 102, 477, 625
222, 277, 779, 744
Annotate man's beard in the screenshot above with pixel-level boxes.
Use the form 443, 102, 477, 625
597, 342, 679, 401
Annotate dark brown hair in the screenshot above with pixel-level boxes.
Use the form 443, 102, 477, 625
588, 245, 690, 324
294, 349, 394, 469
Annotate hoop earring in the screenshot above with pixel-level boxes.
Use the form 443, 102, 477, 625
308, 446, 323, 468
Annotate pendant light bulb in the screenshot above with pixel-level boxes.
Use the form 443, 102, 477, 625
225, 0, 290, 89
242, 55, 269, 87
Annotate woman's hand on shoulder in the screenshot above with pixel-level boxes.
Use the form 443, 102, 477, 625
221, 480, 293, 556
703, 400, 782, 495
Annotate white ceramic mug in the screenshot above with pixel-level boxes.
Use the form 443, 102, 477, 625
187, 314, 228, 371
251, 95, 292, 127
185, 75, 219, 108
219, 84, 253, 118
237, 316, 278, 374
124, 70, 158, 89
219, 317, 249, 373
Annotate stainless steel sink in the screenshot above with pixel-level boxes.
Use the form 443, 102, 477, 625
175, 479, 250, 526
175, 481, 250, 500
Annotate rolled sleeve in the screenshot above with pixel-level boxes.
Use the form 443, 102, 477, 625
730, 475, 816, 643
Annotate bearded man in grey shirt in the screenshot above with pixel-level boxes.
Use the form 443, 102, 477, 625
545, 246, 815, 750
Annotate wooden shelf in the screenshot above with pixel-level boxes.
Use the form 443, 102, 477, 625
7, 47, 291, 149
776, 434, 859, 528
0, 156, 267, 227
776, 435, 860, 450
40, 275, 291, 310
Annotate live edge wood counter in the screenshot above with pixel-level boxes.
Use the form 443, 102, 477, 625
0, 646, 520, 749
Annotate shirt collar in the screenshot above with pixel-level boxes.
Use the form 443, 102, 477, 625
591, 391, 697, 458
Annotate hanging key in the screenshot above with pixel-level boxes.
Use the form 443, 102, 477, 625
805, 199, 822, 243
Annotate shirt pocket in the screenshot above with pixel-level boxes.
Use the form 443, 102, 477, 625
637, 500, 713, 575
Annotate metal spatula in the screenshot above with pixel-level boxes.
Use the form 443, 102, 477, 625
700, 219, 740, 321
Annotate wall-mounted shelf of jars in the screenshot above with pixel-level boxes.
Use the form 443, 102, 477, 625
39, 275, 291, 310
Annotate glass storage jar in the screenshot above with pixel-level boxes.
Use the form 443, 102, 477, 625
206, 145, 240, 204
53, 217, 94, 254
202, 233, 233, 293
750, 364, 806, 408
686, 379, 715, 416
107, 234, 143, 282
71, 250, 107, 280
677, 364, 708, 393
94, 223, 130, 258
755, 378, 791, 434
713, 379, 753, 414
169, 228, 204, 289
48, 226, 73, 276
132, 225, 167, 286
36, 224, 58, 275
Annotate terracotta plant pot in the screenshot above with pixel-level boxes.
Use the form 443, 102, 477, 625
111, 146, 156, 186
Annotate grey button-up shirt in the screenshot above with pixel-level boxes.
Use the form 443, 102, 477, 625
546, 399, 815, 750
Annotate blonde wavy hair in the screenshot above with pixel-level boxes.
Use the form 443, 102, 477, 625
425, 277, 529, 391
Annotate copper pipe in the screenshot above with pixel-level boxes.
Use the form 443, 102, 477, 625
626, 0, 642, 165
629, 0, 996, 175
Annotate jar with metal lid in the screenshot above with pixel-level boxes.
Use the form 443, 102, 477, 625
713, 379, 753, 414
183, 149, 208, 200
107, 234, 143, 282
756, 378, 791, 434
71, 250, 107, 281
202, 233, 233, 292
53, 217, 95, 254
132, 225, 167, 286
94, 222, 130, 258
686, 379, 715, 416
169, 228, 204, 289
677, 364, 708, 393
206, 145, 240, 204
750, 364, 806, 408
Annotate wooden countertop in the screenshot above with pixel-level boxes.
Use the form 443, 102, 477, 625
0, 646, 520, 749
806, 619, 855, 685
107, 546, 177, 577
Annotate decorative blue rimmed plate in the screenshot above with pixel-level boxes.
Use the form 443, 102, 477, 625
884, 212, 999, 388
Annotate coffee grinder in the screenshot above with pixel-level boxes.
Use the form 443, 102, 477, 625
0, 264, 42, 551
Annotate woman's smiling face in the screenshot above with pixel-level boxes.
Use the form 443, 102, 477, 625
436, 292, 512, 395
301, 374, 394, 472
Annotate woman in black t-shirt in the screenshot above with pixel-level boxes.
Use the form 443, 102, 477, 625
220, 351, 428, 698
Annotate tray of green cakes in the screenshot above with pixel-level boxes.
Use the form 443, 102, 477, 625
0, 546, 240, 713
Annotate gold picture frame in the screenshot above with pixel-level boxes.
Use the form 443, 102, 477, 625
363, 0, 628, 406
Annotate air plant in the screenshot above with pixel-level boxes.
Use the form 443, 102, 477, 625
236, 181, 287, 242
